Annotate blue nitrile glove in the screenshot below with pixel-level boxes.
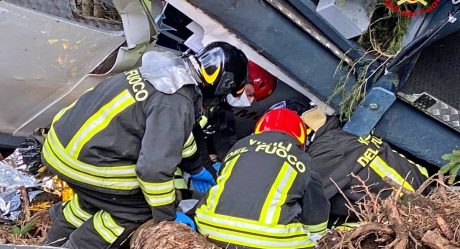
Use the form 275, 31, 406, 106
190, 168, 216, 193
175, 211, 196, 231
212, 161, 222, 173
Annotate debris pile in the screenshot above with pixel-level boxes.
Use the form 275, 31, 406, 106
0, 137, 62, 245
318, 174, 460, 249
0, 210, 50, 245
130, 220, 221, 249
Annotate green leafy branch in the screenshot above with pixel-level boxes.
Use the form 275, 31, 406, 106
11, 221, 36, 237
440, 150, 460, 185
328, 2, 411, 120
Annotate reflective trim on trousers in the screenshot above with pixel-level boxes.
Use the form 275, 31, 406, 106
63, 194, 93, 228
93, 211, 124, 244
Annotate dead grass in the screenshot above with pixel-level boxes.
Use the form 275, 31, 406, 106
0, 209, 51, 245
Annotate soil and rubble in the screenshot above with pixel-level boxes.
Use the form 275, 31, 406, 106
317, 174, 460, 249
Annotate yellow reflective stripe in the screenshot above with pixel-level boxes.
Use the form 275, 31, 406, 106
93, 211, 124, 244
43, 138, 139, 190
174, 168, 183, 176
182, 133, 197, 158
101, 212, 124, 236
305, 221, 328, 234
69, 194, 92, 220
198, 115, 208, 128
370, 156, 414, 192
47, 127, 136, 177
67, 89, 135, 158
260, 162, 297, 225
63, 203, 84, 228
142, 191, 176, 207
138, 178, 174, 194
196, 208, 307, 236
197, 222, 314, 249
173, 168, 188, 189
63, 194, 94, 228
205, 155, 240, 213
184, 132, 194, 148
53, 102, 77, 123
138, 178, 176, 206
392, 150, 429, 178
53, 88, 94, 123
174, 178, 188, 190
333, 222, 365, 232
182, 140, 197, 158
415, 164, 429, 178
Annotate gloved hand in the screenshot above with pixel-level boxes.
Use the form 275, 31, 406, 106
175, 211, 196, 231
212, 161, 222, 173
190, 168, 216, 193
440, 150, 460, 185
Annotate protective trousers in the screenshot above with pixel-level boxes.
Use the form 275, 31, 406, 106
45, 185, 152, 249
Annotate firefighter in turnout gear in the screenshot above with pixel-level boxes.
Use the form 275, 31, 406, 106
42, 42, 249, 249
195, 108, 330, 249
303, 108, 429, 217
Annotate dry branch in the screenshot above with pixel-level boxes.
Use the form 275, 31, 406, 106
318, 173, 460, 249
384, 199, 409, 249
82, 0, 93, 16
437, 216, 454, 240
345, 223, 393, 242
422, 230, 460, 249
93, 0, 105, 18
19, 186, 30, 221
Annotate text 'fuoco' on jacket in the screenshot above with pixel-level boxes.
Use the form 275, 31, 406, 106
195, 131, 330, 249
42, 68, 202, 221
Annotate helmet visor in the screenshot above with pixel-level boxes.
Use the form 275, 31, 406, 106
214, 71, 237, 96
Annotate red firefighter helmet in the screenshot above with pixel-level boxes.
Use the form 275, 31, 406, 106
248, 61, 277, 101
254, 108, 307, 149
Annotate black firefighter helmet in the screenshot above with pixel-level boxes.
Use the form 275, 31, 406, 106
188, 42, 248, 97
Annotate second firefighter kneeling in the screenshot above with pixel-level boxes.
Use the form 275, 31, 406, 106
194, 108, 330, 249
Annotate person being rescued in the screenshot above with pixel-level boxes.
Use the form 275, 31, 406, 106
300, 107, 429, 218
194, 108, 330, 249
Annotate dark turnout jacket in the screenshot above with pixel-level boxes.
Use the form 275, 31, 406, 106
195, 131, 330, 249
42, 68, 202, 221
307, 117, 428, 216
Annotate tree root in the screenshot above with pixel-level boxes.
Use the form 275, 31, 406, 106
384, 199, 409, 249
422, 230, 460, 249
339, 223, 393, 249
319, 173, 460, 249
437, 216, 454, 240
